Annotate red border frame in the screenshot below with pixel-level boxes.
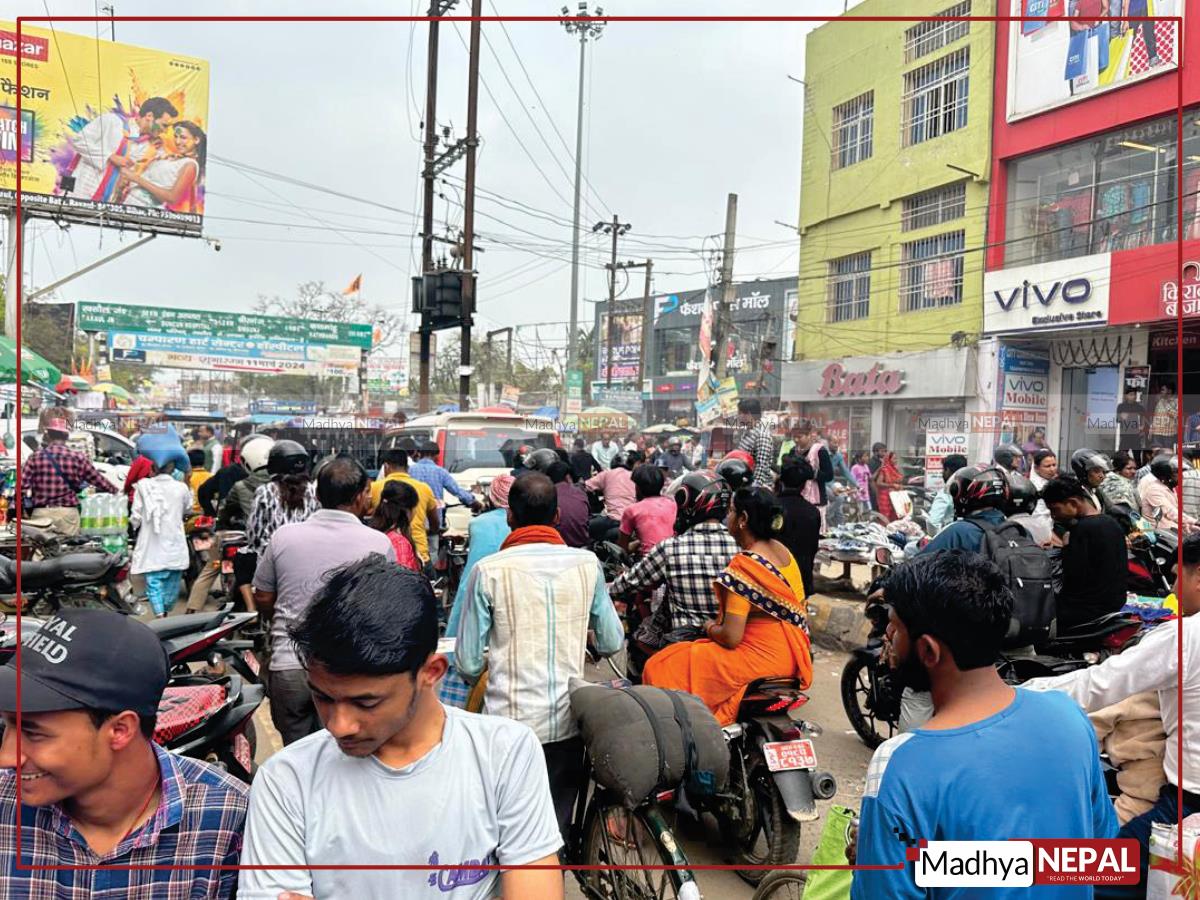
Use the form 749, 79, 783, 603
10, 7, 1189, 885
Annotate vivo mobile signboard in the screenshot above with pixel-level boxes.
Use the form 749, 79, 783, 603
1006, 0, 1181, 122
983, 253, 1111, 335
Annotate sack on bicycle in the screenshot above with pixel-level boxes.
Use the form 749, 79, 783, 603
569, 677, 728, 809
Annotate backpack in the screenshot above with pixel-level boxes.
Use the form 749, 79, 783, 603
968, 516, 1056, 648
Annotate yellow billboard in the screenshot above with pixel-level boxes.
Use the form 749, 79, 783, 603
0, 22, 210, 235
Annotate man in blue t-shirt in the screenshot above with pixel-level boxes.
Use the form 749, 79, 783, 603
852, 550, 1117, 900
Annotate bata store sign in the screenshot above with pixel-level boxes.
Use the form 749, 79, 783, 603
782, 347, 973, 403
983, 254, 1111, 335
817, 362, 904, 398
1107, 239, 1200, 326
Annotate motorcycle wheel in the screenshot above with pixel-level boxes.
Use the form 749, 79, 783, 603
840, 656, 894, 750
720, 759, 801, 886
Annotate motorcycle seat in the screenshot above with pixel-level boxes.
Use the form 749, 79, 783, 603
154, 684, 228, 744
146, 607, 230, 639
1051, 612, 1138, 642
0, 552, 121, 592
740, 677, 808, 706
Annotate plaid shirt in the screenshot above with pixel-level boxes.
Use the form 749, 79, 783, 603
610, 520, 738, 629
738, 421, 777, 487
0, 742, 247, 899
1184, 468, 1200, 522
22, 443, 118, 509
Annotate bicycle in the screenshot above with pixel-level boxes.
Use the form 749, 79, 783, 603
751, 869, 807, 899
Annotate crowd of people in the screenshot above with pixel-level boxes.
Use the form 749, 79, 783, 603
3, 401, 1197, 898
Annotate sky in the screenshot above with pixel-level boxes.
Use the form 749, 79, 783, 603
12, 0, 861, 367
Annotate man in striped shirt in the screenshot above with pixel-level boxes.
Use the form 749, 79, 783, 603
458, 473, 623, 840
736, 398, 777, 488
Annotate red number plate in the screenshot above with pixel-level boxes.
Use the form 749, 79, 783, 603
242, 649, 261, 676
232, 733, 253, 773
762, 739, 817, 772
220, 560, 234, 575
192, 535, 214, 552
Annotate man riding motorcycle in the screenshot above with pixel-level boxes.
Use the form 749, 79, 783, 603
1069, 447, 1110, 513
917, 466, 1011, 555
993, 441, 1026, 475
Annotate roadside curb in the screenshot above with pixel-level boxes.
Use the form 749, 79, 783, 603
806, 591, 871, 653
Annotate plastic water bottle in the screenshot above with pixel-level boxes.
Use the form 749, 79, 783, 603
80, 494, 96, 533
102, 494, 117, 534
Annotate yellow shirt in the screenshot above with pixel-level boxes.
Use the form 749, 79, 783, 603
370, 471, 438, 562
189, 469, 212, 515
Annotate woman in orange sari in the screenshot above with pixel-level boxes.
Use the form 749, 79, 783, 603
643, 486, 813, 726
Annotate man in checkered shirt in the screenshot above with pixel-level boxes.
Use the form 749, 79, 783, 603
0, 608, 248, 898
735, 398, 777, 488
610, 472, 738, 642
22, 417, 119, 536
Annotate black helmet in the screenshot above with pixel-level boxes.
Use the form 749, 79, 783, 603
673, 472, 731, 534
610, 451, 630, 471
522, 447, 559, 473
947, 465, 1011, 518
1150, 454, 1179, 486
1006, 471, 1039, 516
993, 442, 1025, 472
1069, 448, 1111, 483
267, 439, 310, 477
714, 457, 754, 491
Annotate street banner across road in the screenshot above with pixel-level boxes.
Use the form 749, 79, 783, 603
1, 22, 211, 235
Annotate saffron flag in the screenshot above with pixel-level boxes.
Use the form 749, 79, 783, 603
343, 274, 363, 296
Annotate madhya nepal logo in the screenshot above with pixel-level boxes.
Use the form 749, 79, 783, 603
910, 839, 1140, 888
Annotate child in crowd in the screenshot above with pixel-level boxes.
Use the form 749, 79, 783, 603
850, 451, 873, 509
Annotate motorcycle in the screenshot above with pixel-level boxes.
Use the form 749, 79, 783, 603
709, 678, 837, 885
146, 603, 264, 683
0, 551, 136, 616
217, 530, 247, 606
1107, 503, 1178, 597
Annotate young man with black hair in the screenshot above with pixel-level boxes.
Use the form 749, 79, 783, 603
239, 557, 564, 900
458, 473, 623, 840
1025, 532, 1200, 896
254, 456, 397, 746
370, 447, 440, 564
0, 609, 248, 897
852, 551, 1116, 899
546, 460, 589, 548
1040, 475, 1128, 629
568, 436, 602, 482
64, 96, 177, 201
776, 458, 821, 596
736, 398, 776, 487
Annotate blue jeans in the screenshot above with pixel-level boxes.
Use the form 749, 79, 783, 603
144, 569, 184, 617
1098, 783, 1200, 899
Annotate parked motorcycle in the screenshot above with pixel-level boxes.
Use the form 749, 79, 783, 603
156, 672, 264, 782
146, 603, 264, 683
1107, 503, 1178, 597
217, 530, 247, 605
709, 678, 837, 885
0, 551, 136, 616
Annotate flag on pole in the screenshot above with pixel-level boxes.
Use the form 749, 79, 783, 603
343, 274, 363, 296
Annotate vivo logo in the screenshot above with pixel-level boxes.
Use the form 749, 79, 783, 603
1008, 377, 1046, 392
993, 278, 1092, 311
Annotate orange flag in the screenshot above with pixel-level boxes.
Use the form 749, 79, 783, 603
343, 274, 363, 295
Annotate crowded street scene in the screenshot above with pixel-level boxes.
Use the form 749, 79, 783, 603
0, 1, 1197, 898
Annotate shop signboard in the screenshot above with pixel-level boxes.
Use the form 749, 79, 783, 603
783, 347, 973, 402
825, 419, 850, 451
366, 356, 409, 394
108, 331, 359, 376
1, 22, 211, 235
924, 430, 968, 490
1123, 365, 1150, 399
250, 400, 319, 415
695, 395, 720, 426
996, 347, 1050, 442
715, 377, 739, 416
499, 384, 520, 409
1005, 0, 1181, 122
566, 369, 583, 414
983, 254, 1111, 335
1107, 239, 1200, 326
596, 302, 642, 382
591, 384, 641, 415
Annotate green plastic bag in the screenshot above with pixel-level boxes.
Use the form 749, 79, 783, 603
801, 805, 856, 900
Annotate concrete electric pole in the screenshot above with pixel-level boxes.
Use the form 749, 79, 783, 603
596, 215, 630, 388
713, 193, 738, 380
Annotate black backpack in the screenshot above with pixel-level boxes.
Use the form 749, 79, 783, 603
968, 516, 1056, 648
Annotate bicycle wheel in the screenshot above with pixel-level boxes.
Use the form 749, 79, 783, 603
751, 869, 807, 900
578, 797, 698, 900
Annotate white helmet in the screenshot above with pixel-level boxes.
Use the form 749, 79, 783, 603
240, 435, 274, 473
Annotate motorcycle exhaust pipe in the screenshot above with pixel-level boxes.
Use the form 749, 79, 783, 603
811, 770, 838, 800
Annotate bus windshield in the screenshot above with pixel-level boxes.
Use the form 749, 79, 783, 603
443, 427, 556, 473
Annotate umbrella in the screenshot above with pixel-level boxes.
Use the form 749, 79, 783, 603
55, 373, 91, 393
90, 382, 134, 402
0, 336, 62, 389
643, 423, 682, 435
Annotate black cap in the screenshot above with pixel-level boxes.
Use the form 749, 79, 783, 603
0, 609, 169, 718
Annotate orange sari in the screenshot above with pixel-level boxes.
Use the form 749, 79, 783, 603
642, 549, 813, 726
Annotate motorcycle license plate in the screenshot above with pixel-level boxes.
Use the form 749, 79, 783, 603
242, 649, 261, 676
192, 535, 214, 552
232, 733, 253, 773
762, 739, 818, 773
221, 560, 234, 575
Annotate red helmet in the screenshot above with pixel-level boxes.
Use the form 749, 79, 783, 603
947, 465, 1011, 518
722, 449, 756, 471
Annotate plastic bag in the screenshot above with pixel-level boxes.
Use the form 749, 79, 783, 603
1064, 28, 1088, 81
1147, 819, 1200, 900
800, 805, 857, 900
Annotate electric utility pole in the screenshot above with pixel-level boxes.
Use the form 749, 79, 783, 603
713, 193, 738, 380
596, 215, 630, 388
460, 0, 483, 413
561, 3, 607, 374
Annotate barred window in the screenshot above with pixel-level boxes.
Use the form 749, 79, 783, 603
831, 92, 874, 170
826, 252, 872, 323
900, 231, 965, 311
901, 183, 967, 231
902, 47, 970, 147
904, 1, 971, 63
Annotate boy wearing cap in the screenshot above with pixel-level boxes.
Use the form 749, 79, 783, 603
0, 608, 248, 898
23, 416, 119, 536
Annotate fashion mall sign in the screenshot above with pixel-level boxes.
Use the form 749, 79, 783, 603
818, 362, 904, 398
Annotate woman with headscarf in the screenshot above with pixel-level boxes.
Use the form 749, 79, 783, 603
872, 451, 906, 521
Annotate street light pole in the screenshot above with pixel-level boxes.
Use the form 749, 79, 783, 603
560, 3, 606, 374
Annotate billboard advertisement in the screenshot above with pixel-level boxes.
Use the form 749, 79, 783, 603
1006, 0, 1180, 121
366, 356, 409, 394
1, 22, 210, 234
596, 305, 642, 382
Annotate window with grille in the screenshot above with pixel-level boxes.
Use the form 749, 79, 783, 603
902, 47, 970, 147
904, 1, 971, 63
831, 92, 874, 170
902, 183, 967, 231
900, 231, 965, 311
826, 252, 872, 322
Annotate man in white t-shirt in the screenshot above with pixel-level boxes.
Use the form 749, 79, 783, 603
238, 556, 564, 900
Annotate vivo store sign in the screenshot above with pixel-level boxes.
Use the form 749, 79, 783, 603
983, 253, 1111, 336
